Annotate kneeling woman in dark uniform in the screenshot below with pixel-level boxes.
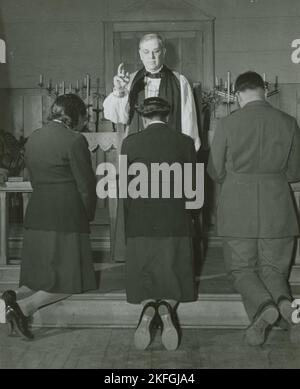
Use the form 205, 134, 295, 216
0, 94, 97, 339
121, 97, 197, 351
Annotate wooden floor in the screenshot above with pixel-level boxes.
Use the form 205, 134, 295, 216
0, 325, 300, 369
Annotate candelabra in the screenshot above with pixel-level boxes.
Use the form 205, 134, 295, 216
214, 71, 280, 116
215, 71, 236, 115
263, 73, 280, 98
92, 78, 106, 132
38, 74, 105, 131
38, 74, 92, 98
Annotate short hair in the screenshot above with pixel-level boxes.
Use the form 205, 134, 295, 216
135, 97, 170, 119
139, 33, 165, 50
48, 94, 87, 129
234, 71, 265, 93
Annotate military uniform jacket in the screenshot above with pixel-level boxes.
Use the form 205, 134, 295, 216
208, 100, 300, 238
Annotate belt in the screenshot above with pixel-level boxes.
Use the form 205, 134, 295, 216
226, 171, 285, 181
33, 181, 77, 191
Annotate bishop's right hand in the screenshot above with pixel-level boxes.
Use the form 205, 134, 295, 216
113, 63, 130, 93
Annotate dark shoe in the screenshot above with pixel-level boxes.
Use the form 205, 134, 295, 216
278, 299, 300, 344
0, 290, 17, 324
157, 301, 179, 351
278, 299, 295, 324
6, 304, 34, 340
6, 319, 14, 336
246, 304, 279, 346
1, 290, 33, 340
134, 302, 157, 350
2, 290, 17, 306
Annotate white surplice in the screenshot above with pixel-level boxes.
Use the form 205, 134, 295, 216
103, 71, 201, 151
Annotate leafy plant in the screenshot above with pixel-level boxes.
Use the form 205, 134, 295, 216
0, 130, 27, 176
201, 90, 221, 112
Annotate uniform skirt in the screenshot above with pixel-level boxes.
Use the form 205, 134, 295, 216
19, 229, 97, 294
125, 236, 197, 304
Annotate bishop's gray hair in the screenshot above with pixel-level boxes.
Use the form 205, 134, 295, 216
139, 33, 165, 50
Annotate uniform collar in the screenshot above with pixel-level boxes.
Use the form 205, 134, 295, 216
243, 99, 270, 109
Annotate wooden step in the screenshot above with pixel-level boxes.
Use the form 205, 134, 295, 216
31, 293, 252, 329
0, 265, 299, 329
2, 290, 299, 329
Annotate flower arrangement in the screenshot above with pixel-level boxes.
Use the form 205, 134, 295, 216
0, 129, 27, 177
201, 89, 222, 113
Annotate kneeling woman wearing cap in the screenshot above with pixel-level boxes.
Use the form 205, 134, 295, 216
121, 97, 197, 351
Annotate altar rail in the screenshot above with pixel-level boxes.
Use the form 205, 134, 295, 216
1, 174, 300, 267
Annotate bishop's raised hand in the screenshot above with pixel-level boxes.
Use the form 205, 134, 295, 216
113, 63, 130, 93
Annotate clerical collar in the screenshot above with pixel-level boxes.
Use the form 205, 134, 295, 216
144, 66, 164, 79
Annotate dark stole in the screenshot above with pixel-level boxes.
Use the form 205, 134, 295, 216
128, 65, 181, 132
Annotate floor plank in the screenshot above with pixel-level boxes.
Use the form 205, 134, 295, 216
1, 325, 300, 369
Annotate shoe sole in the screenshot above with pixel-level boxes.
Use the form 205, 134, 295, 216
259, 306, 279, 326
134, 306, 155, 350
160, 315, 179, 351
246, 306, 279, 346
7, 320, 14, 336
0, 299, 5, 324
6, 310, 34, 340
279, 300, 294, 324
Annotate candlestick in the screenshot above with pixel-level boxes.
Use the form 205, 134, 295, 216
39, 74, 43, 85
215, 76, 219, 88
227, 71, 231, 104
86, 74, 90, 98
62, 81, 65, 94
263, 72, 266, 83
55, 84, 58, 95
69, 83, 72, 93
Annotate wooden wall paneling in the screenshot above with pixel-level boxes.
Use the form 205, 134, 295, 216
196, 31, 204, 84
23, 95, 43, 138
0, 89, 8, 130
105, 23, 114, 95
10, 94, 24, 139
181, 32, 204, 84
119, 32, 139, 74
165, 35, 181, 74
0, 90, 10, 132
277, 84, 297, 117
113, 32, 121, 74
42, 94, 54, 125
203, 20, 215, 90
